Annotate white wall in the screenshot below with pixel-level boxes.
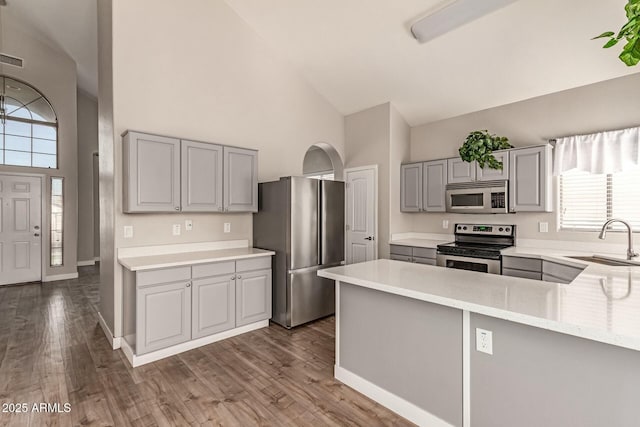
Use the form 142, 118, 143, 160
77, 89, 98, 264
345, 102, 412, 259
0, 7, 79, 279
99, 0, 345, 335
409, 72, 640, 243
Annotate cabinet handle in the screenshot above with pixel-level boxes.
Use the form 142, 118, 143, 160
231, 275, 236, 280
237, 275, 242, 279
175, 206, 180, 211
186, 283, 191, 287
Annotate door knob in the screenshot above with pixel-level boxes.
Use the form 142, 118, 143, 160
364, 236, 374, 241
34, 233, 40, 237
34, 225, 40, 230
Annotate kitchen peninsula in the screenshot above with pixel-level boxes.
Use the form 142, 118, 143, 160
319, 258, 640, 427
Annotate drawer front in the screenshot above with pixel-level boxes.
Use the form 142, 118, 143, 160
413, 256, 436, 266
542, 260, 583, 282
502, 256, 542, 272
192, 261, 236, 279
502, 267, 542, 281
236, 256, 272, 273
412, 247, 436, 259
390, 254, 412, 262
390, 245, 413, 256
137, 266, 191, 287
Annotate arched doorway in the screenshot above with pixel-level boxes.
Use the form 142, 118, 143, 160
302, 142, 344, 181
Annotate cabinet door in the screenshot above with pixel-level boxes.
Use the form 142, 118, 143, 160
123, 131, 181, 213
476, 151, 509, 181
181, 140, 223, 212
192, 275, 235, 339
447, 157, 476, 183
137, 281, 191, 354
236, 269, 272, 327
400, 163, 422, 212
423, 160, 447, 212
223, 147, 258, 212
509, 145, 552, 212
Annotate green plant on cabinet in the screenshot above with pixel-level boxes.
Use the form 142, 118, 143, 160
458, 130, 512, 170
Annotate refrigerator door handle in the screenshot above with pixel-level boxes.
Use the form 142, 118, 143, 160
317, 181, 323, 266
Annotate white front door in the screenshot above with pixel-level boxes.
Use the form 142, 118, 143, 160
0, 174, 42, 285
345, 166, 377, 264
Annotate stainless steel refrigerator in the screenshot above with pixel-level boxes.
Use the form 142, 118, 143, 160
253, 176, 344, 328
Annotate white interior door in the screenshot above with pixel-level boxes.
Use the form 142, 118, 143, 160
0, 174, 42, 285
345, 166, 377, 264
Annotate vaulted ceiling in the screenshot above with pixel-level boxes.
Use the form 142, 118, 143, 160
225, 0, 640, 125
3, 0, 638, 125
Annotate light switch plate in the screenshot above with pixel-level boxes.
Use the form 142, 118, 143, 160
224, 223, 231, 233
172, 224, 181, 236
442, 220, 449, 229
124, 225, 133, 239
185, 220, 193, 231
476, 328, 493, 355
539, 222, 549, 233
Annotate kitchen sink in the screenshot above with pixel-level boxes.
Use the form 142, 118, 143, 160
567, 255, 640, 267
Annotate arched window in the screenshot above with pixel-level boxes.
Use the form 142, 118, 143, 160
0, 76, 58, 168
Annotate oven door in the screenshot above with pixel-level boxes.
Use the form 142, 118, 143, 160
436, 253, 501, 275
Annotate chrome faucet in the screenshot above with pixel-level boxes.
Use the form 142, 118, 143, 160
598, 219, 638, 260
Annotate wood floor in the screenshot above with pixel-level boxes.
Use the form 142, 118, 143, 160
0, 266, 413, 427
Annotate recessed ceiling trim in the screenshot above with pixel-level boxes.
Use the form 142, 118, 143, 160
411, 0, 520, 43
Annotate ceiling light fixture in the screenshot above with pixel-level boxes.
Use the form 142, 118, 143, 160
410, 0, 520, 43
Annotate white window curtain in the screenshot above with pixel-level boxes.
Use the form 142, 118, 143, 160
553, 126, 640, 175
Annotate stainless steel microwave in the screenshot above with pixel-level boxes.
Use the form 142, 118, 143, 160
445, 180, 509, 214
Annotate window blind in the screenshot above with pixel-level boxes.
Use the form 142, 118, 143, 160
559, 169, 640, 231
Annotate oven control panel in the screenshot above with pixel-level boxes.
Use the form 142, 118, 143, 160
455, 223, 515, 236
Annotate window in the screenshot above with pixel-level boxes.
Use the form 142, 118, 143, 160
559, 169, 640, 231
51, 177, 63, 266
305, 172, 335, 180
0, 76, 58, 169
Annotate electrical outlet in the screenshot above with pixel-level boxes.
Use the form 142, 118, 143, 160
442, 220, 449, 229
124, 225, 133, 238
185, 219, 193, 231
224, 223, 231, 233
172, 224, 181, 236
539, 222, 549, 233
476, 328, 493, 355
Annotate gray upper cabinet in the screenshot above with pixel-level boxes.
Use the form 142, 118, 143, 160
224, 146, 258, 213
181, 140, 223, 212
123, 131, 259, 213
137, 280, 191, 354
400, 163, 423, 212
123, 131, 181, 213
509, 145, 552, 212
235, 268, 272, 327
447, 157, 476, 183
423, 159, 447, 212
476, 151, 509, 181
192, 275, 235, 339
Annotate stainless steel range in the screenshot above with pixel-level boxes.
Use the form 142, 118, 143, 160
436, 224, 516, 275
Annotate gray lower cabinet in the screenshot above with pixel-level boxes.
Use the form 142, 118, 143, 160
192, 275, 235, 339
390, 245, 437, 265
400, 163, 423, 212
181, 140, 224, 212
123, 131, 181, 213
509, 145, 552, 212
224, 146, 258, 213
137, 280, 192, 354
236, 269, 272, 327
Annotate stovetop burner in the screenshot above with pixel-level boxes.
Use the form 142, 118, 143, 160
436, 223, 516, 260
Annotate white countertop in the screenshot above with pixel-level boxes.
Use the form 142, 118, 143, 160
319, 258, 640, 352
119, 247, 274, 271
